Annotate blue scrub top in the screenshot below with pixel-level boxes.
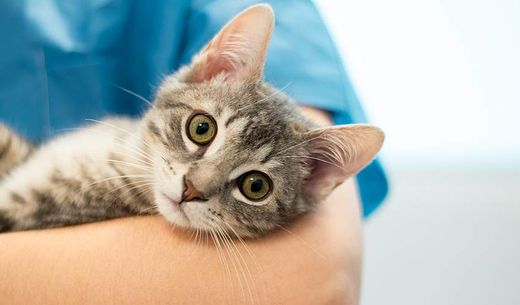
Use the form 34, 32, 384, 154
0, 0, 388, 216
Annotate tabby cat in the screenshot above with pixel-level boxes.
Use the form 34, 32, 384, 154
0, 4, 383, 238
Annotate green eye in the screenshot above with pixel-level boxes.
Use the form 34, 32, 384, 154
238, 171, 272, 201
186, 113, 217, 145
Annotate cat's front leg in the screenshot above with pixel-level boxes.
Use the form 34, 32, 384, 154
0, 188, 38, 232
0, 186, 87, 232
0, 177, 150, 232
0, 206, 14, 232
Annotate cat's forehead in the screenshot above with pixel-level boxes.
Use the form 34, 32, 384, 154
163, 82, 290, 117
154, 80, 312, 157
169, 82, 259, 110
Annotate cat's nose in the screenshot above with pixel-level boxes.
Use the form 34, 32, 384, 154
181, 176, 207, 202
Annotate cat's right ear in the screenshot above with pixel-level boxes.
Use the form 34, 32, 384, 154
302, 125, 384, 202
181, 4, 274, 84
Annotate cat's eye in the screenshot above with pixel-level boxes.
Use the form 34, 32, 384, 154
186, 113, 217, 145
237, 171, 272, 201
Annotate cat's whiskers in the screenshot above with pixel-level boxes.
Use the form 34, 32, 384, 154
165, 222, 178, 240
111, 84, 154, 107
236, 82, 291, 113
86, 174, 153, 187
213, 223, 244, 302
109, 145, 155, 168
85, 118, 154, 150
54, 125, 154, 167
105, 179, 155, 196
101, 159, 152, 172
223, 222, 265, 277
62, 123, 155, 168
139, 203, 159, 214
188, 230, 197, 253
85, 166, 155, 211
272, 134, 324, 156
256, 82, 291, 104
186, 227, 206, 261
74, 122, 155, 168
215, 223, 259, 305
85, 119, 156, 165
208, 228, 236, 299
108, 181, 156, 207
222, 221, 266, 299
111, 137, 155, 167
212, 224, 249, 304
277, 155, 344, 170
194, 228, 202, 249
275, 224, 326, 259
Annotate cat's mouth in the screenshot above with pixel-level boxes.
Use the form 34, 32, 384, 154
159, 192, 191, 224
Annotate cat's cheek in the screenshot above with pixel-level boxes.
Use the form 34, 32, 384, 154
152, 161, 186, 204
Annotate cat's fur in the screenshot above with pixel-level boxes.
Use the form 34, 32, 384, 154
0, 5, 383, 238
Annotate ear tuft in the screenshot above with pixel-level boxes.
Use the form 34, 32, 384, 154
185, 4, 275, 83
302, 124, 384, 201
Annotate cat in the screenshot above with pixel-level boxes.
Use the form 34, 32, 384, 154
0, 4, 383, 238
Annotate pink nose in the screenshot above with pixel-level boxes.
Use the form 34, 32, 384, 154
181, 176, 207, 202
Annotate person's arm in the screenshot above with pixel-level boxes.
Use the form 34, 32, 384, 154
0, 107, 363, 305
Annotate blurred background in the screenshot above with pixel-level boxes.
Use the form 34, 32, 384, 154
316, 0, 520, 304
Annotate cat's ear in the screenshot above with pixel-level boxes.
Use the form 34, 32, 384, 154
302, 125, 384, 201
184, 4, 274, 83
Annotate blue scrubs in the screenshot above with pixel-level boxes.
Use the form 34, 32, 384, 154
0, 0, 387, 216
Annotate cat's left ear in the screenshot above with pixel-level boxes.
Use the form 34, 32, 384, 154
302, 124, 384, 201
184, 4, 274, 83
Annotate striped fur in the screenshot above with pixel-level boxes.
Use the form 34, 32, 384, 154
0, 124, 33, 179
0, 119, 155, 232
0, 5, 383, 237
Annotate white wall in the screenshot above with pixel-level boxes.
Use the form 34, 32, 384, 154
316, 0, 520, 169
315, 2, 520, 304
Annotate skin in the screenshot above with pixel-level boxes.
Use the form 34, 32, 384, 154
0, 107, 363, 305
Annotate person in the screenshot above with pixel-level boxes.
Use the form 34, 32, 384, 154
0, 1, 388, 304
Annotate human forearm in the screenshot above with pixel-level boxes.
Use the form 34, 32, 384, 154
0, 106, 363, 305
0, 180, 361, 305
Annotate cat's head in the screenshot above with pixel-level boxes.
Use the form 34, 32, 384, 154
142, 4, 383, 238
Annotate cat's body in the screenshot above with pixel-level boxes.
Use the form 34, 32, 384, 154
0, 5, 384, 237
0, 118, 154, 231
0, 82, 313, 234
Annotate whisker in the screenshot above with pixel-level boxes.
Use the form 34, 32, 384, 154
276, 224, 326, 259
216, 224, 258, 305
139, 203, 158, 214
75, 123, 156, 172
236, 82, 292, 113
223, 221, 267, 300
101, 159, 152, 171
110, 143, 155, 168
85, 118, 154, 152
111, 83, 154, 107
106, 180, 155, 196
272, 134, 324, 156
75, 126, 155, 167
108, 181, 155, 203
209, 228, 235, 299
256, 82, 292, 104
86, 174, 152, 187
213, 225, 247, 304
109, 136, 155, 166
277, 155, 344, 170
